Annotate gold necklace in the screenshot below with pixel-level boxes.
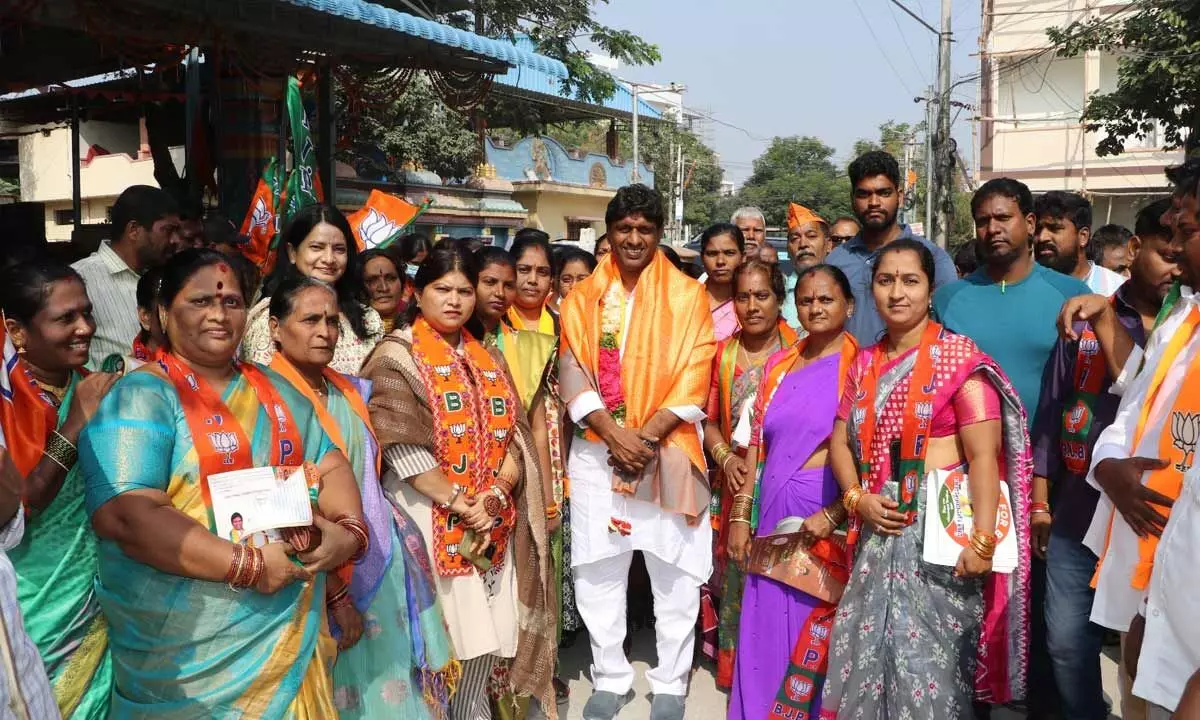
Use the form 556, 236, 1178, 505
32, 378, 68, 406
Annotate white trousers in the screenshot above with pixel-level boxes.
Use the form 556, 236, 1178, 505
574, 549, 701, 697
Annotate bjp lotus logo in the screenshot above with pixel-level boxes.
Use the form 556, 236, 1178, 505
449, 423, 467, 439
915, 401, 934, 429
493, 428, 509, 442
481, 369, 498, 382
358, 209, 399, 249
1171, 412, 1200, 472
434, 364, 454, 379
250, 197, 271, 232
1065, 401, 1089, 434
208, 431, 240, 465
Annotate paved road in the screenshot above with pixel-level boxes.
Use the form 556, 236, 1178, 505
534, 627, 1125, 719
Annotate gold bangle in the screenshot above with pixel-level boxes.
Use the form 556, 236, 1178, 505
822, 508, 837, 526
842, 486, 865, 515
970, 529, 997, 550
728, 518, 752, 527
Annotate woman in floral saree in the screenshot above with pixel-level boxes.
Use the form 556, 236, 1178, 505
362, 242, 557, 719
1, 260, 118, 719
724, 264, 857, 720
700, 259, 797, 689
821, 239, 1031, 718
79, 249, 366, 719
266, 273, 458, 720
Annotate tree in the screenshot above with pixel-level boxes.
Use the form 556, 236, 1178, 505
1047, 0, 1200, 155
731, 136, 853, 228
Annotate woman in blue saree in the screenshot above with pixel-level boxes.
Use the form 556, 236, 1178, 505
79, 249, 366, 719
266, 273, 458, 719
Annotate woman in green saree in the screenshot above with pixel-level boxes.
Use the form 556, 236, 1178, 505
79, 249, 367, 719
0, 259, 119, 719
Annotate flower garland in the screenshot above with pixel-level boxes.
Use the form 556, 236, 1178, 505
597, 282, 627, 426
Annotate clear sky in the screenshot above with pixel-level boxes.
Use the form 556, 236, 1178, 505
593, 0, 983, 186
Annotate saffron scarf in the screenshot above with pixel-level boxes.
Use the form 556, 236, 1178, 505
159, 353, 303, 530
131, 335, 164, 364
7, 363, 86, 479
408, 316, 518, 577
559, 251, 715, 520
1092, 304, 1200, 591
714, 320, 800, 442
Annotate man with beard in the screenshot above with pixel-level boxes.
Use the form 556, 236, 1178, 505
731, 207, 767, 261
1070, 156, 1200, 720
780, 203, 831, 329
934, 177, 1089, 718
827, 150, 956, 343
1030, 197, 1178, 720
559, 184, 715, 720
71, 184, 181, 368
1034, 190, 1126, 296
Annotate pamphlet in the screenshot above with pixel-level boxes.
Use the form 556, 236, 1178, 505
209, 466, 313, 546
921, 467, 1017, 573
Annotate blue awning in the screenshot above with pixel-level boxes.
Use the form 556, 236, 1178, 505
276, 0, 569, 78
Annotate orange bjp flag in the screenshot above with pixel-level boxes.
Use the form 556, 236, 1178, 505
240, 158, 282, 270
347, 190, 420, 251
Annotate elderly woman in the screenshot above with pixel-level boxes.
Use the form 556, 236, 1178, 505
699, 223, 746, 342
362, 242, 557, 719
242, 205, 383, 373
820, 239, 1031, 718
360, 249, 406, 335
724, 264, 858, 720
699, 259, 797, 689
266, 274, 457, 719
1, 260, 118, 719
80, 248, 367, 718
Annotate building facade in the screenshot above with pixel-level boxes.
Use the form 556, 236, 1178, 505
978, 0, 1184, 228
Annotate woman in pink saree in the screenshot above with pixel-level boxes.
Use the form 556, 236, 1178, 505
700, 223, 745, 342
821, 239, 1031, 718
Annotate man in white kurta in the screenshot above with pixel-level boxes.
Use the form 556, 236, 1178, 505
559, 184, 715, 720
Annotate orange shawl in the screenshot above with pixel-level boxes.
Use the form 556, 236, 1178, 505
559, 251, 716, 515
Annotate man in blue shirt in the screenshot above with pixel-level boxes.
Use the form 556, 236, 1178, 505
827, 150, 957, 344
932, 177, 1089, 720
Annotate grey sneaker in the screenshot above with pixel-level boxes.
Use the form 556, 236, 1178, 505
582, 689, 635, 720
649, 693, 686, 720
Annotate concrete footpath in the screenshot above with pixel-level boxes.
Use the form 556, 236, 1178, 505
533, 627, 1125, 719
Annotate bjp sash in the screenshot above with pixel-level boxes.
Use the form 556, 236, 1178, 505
1060, 305, 1115, 476
160, 353, 303, 531
558, 251, 715, 521
131, 335, 165, 365
767, 538, 850, 720
1093, 306, 1200, 591
409, 317, 518, 577
848, 322, 945, 544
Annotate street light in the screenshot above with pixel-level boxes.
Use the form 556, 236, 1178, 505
614, 78, 685, 183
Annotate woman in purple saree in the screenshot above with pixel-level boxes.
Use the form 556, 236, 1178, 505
726, 265, 859, 720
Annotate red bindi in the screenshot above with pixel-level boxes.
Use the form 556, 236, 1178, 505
216, 281, 224, 290
218, 263, 230, 273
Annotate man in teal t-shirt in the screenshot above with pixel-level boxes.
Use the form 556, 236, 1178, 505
933, 179, 1089, 428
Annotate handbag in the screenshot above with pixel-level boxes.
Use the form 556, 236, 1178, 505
747, 525, 850, 604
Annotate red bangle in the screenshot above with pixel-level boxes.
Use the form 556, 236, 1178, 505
1030, 502, 1051, 514
225, 544, 245, 585
334, 515, 370, 564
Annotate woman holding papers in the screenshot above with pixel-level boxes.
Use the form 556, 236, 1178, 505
242, 204, 384, 373
1, 259, 118, 719
79, 248, 366, 718
362, 242, 557, 719
267, 273, 458, 720
723, 263, 851, 719
701, 259, 797, 691
820, 239, 1032, 718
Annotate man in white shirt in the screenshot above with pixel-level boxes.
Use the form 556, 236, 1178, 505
0, 328, 60, 719
72, 185, 181, 368
559, 185, 715, 720
1035, 190, 1127, 296
1082, 157, 1200, 717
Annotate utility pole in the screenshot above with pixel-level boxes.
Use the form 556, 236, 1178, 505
901, 139, 913, 226
932, 0, 954, 248
631, 83, 641, 183
924, 86, 934, 236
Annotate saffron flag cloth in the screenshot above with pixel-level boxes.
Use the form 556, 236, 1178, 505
347, 189, 422, 251
240, 157, 284, 271
0, 324, 20, 450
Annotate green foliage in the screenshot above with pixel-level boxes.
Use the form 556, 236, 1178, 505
1047, 0, 1200, 155
338, 74, 481, 180
729, 136, 853, 228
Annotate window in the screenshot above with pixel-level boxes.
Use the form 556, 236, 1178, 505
53, 209, 75, 226
105, 206, 113, 222
566, 220, 591, 243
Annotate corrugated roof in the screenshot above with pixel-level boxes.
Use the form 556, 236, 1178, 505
493, 38, 662, 118
276, 0, 569, 78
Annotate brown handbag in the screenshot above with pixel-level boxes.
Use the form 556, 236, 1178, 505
747, 530, 850, 604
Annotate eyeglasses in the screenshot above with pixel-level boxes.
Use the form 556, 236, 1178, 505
830, 235, 855, 245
